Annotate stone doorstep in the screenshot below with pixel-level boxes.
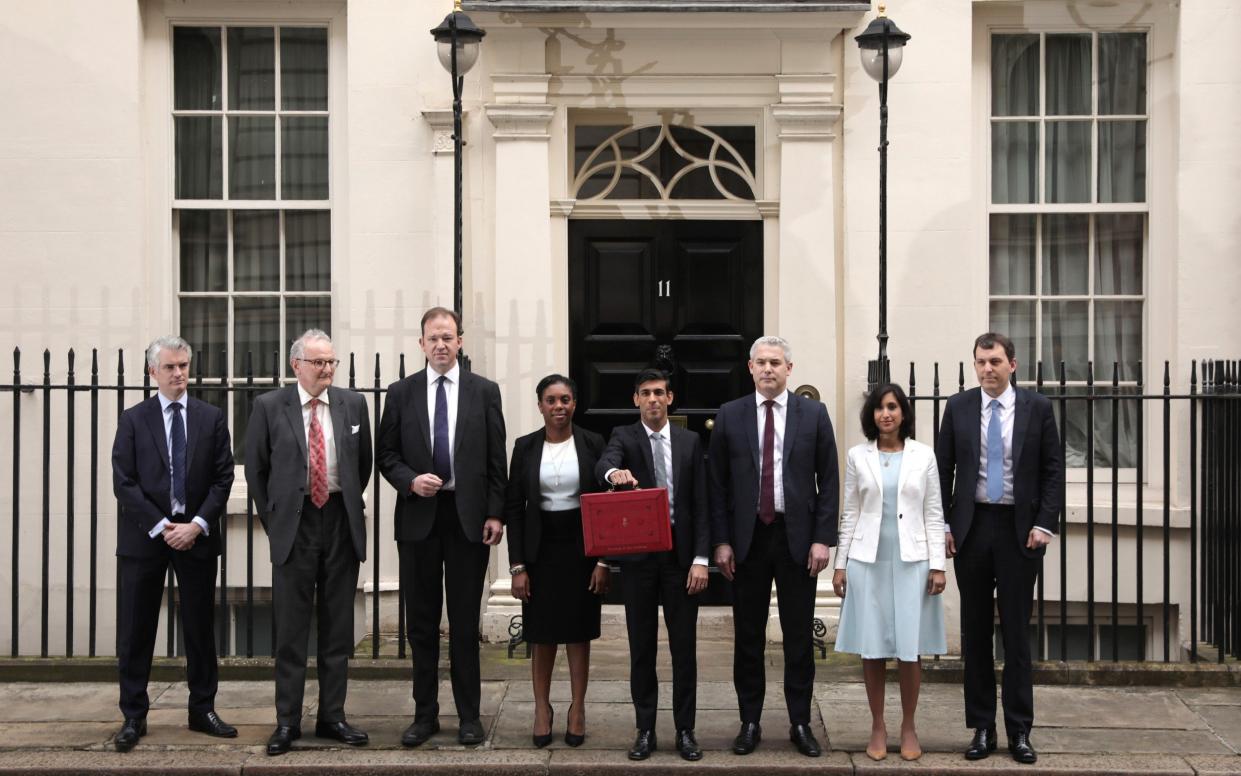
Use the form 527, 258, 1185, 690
0, 751, 1219, 775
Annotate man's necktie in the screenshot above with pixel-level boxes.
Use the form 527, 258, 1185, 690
169, 402, 186, 506
650, 432, 668, 488
308, 398, 329, 508
759, 399, 776, 524
432, 375, 452, 482
986, 398, 1004, 502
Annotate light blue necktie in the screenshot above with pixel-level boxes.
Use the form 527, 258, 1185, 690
986, 399, 1004, 502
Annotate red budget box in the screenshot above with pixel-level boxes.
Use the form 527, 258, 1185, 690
580, 487, 672, 557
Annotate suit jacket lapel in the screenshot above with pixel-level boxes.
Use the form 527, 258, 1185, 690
1011, 387, 1031, 472
183, 397, 198, 472
573, 427, 593, 492
283, 387, 308, 460
528, 434, 543, 499
895, 442, 913, 495
412, 371, 431, 455
328, 387, 348, 469
744, 398, 760, 472
967, 388, 983, 467
864, 440, 883, 490
453, 372, 472, 459
782, 393, 800, 462
143, 398, 170, 470
635, 423, 656, 485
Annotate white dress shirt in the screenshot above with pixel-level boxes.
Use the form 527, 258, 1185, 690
755, 389, 788, 513
298, 383, 340, 494
426, 363, 460, 490
147, 391, 210, 539
965, 383, 1053, 537
539, 438, 580, 511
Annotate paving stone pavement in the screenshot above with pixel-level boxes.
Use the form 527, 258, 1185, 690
0, 643, 1235, 774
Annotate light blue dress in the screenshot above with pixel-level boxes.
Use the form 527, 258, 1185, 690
834, 450, 947, 661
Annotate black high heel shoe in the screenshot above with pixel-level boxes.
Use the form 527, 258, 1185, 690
564, 702, 585, 747
533, 707, 554, 748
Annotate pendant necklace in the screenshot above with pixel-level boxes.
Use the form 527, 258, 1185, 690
546, 438, 572, 487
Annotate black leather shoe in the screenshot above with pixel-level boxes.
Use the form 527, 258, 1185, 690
114, 718, 146, 752
1009, 731, 1038, 764
789, 723, 822, 757
401, 719, 440, 748
676, 729, 703, 761
265, 725, 301, 756
315, 719, 368, 746
533, 707, 553, 748
628, 729, 656, 760
965, 726, 998, 760
458, 718, 486, 746
188, 710, 237, 738
733, 721, 761, 755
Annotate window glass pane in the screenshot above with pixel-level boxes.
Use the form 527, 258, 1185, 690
286, 211, 331, 291
991, 122, 1038, 204
180, 298, 228, 374
573, 125, 626, 178
1098, 120, 1146, 203
174, 27, 221, 110
1042, 214, 1089, 295
234, 211, 280, 291
1050, 387, 1088, 468
1042, 300, 1089, 381
229, 116, 276, 199
1094, 300, 1142, 381
989, 300, 1035, 383
1099, 33, 1146, 115
281, 117, 329, 199
234, 297, 280, 377
989, 214, 1036, 295
1045, 34, 1091, 116
281, 28, 328, 111
991, 34, 1039, 117
179, 210, 227, 292
227, 27, 275, 110
1095, 214, 1144, 294
1045, 120, 1091, 203
1092, 387, 1139, 468
175, 117, 222, 199
285, 297, 332, 377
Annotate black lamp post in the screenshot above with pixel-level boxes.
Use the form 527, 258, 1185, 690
854, 3, 909, 388
431, 1, 485, 370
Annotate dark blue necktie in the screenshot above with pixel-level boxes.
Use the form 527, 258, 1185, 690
432, 376, 452, 481
169, 401, 187, 506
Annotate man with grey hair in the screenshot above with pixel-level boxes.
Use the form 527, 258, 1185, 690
112, 336, 236, 751
708, 335, 839, 758
246, 329, 373, 756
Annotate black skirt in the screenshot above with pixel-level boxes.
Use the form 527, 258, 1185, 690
522, 508, 602, 645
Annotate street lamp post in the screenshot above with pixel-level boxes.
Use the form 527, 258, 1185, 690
431, 1, 485, 370
854, 3, 909, 388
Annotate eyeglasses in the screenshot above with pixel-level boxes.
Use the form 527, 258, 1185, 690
295, 358, 340, 370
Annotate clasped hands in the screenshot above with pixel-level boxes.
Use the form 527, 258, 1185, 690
162, 521, 202, 551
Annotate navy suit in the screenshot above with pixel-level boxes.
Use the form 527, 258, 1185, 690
707, 391, 838, 726
112, 395, 233, 720
935, 386, 1063, 737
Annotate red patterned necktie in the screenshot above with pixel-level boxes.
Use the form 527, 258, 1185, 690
759, 399, 776, 525
308, 397, 329, 508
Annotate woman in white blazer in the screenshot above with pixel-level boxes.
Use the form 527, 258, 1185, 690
832, 383, 947, 761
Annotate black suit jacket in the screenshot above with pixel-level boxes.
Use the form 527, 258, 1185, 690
707, 392, 839, 564
934, 386, 1063, 558
244, 385, 373, 565
593, 421, 709, 567
504, 425, 605, 566
112, 395, 234, 559
376, 368, 507, 543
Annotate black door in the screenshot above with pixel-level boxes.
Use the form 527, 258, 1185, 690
569, 219, 763, 441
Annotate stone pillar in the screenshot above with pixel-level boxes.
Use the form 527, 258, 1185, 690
480, 74, 556, 642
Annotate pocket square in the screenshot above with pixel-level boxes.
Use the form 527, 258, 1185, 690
351, 424, 360, 434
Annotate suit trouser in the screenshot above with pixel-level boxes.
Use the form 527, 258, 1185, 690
731, 518, 817, 725
620, 550, 700, 731
954, 503, 1039, 737
272, 493, 360, 727
400, 492, 490, 724
117, 545, 219, 720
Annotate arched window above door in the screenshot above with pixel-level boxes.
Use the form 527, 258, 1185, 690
572, 123, 757, 201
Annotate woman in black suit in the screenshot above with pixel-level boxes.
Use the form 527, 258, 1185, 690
505, 374, 609, 748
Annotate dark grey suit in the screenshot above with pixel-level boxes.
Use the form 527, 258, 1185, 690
245, 384, 372, 728
376, 367, 506, 724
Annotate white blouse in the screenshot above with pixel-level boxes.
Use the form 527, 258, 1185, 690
539, 438, 580, 511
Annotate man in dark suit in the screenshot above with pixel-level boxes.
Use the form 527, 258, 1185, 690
376, 307, 507, 748
596, 367, 710, 762
111, 336, 236, 752
935, 332, 1063, 765
708, 335, 838, 758
245, 329, 373, 756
